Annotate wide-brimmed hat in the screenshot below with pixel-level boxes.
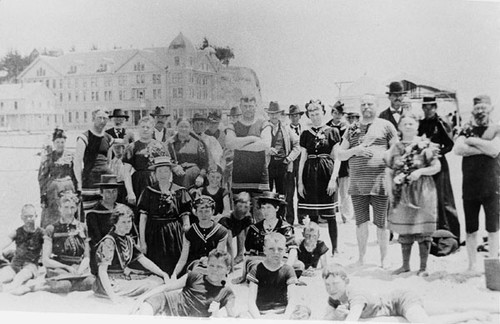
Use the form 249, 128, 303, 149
265, 101, 284, 114
207, 110, 222, 122
330, 101, 345, 114
386, 81, 407, 95
422, 96, 437, 106
286, 105, 305, 116
96, 174, 124, 188
109, 109, 129, 119
256, 191, 287, 205
150, 106, 170, 117
192, 112, 208, 122
148, 156, 174, 170
228, 106, 242, 117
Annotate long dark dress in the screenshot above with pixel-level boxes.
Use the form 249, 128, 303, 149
201, 187, 229, 215
38, 149, 77, 228
122, 139, 173, 202
418, 116, 461, 244
137, 183, 192, 275
298, 126, 341, 219
169, 134, 209, 188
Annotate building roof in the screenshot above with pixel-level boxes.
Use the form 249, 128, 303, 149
0, 83, 51, 100
388, 73, 457, 99
168, 32, 196, 53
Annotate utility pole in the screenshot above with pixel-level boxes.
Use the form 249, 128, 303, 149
334, 81, 353, 98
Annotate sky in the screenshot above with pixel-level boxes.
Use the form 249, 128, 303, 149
0, 0, 499, 117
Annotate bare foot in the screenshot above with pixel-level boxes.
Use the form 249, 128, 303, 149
392, 266, 410, 275
234, 255, 244, 264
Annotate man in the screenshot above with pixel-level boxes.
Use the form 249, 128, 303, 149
150, 106, 171, 142
192, 112, 223, 170
205, 110, 225, 149
338, 94, 398, 268
418, 96, 461, 248
285, 104, 304, 225
326, 101, 352, 223
454, 100, 500, 273
223, 107, 243, 192
105, 109, 135, 144
264, 102, 300, 210
225, 96, 272, 220
346, 112, 360, 124
379, 81, 408, 129
74, 108, 114, 212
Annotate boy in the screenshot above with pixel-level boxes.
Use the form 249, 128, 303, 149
172, 196, 228, 278
219, 191, 253, 264
0, 204, 44, 293
296, 221, 328, 276
135, 249, 236, 317
247, 232, 298, 318
322, 264, 492, 323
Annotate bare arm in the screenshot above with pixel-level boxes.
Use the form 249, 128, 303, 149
123, 163, 136, 202
464, 136, 500, 157
73, 137, 86, 191
172, 236, 190, 278
247, 282, 261, 318
284, 283, 297, 318
225, 128, 259, 150
337, 136, 358, 161
345, 303, 364, 322
97, 263, 120, 302
139, 213, 147, 253
453, 136, 483, 157
319, 253, 328, 269
286, 248, 298, 268
76, 240, 90, 274
137, 255, 169, 280
297, 147, 307, 197
42, 237, 75, 273
135, 274, 187, 305
236, 230, 246, 257
217, 234, 228, 252
0, 231, 16, 252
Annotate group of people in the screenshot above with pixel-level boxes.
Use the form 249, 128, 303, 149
0, 80, 498, 321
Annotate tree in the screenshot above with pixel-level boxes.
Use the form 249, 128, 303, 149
0, 50, 34, 84
198, 37, 235, 67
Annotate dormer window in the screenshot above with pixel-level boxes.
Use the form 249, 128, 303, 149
97, 64, 107, 72
134, 62, 145, 72
36, 68, 46, 77
68, 65, 77, 74
174, 57, 180, 66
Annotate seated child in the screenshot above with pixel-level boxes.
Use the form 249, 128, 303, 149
322, 263, 493, 323
0, 204, 44, 293
247, 232, 298, 318
219, 191, 253, 264
296, 221, 328, 276
172, 195, 228, 278
135, 249, 236, 317
93, 204, 169, 303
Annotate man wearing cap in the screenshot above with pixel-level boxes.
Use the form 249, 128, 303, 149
205, 110, 225, 148
192, 112, 223, 170
454, 99, 500, 273
151, 106, 171, 142
419, 96, 461, 248
285, 105, 304, 225
263, 102, 300, 207
225, 96, 272, 218
379, 81, 409, 129
106, 109, 135, 144
326, 101, 352, 223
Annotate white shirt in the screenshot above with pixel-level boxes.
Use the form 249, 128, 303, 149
154, 128, 166, 141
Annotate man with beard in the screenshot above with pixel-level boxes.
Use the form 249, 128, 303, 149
454, 100, 500, 273
151, 106, 171, 142
106, 109, 135, 144
192, 112, 223, 171
418, 96, 461, 250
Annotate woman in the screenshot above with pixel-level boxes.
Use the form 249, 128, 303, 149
123, 116, 173, 206
169, 118, 209, 188
194, 166, 231, 223
38, 128, 78, 228
386, 114, 440, 277
298, 100, 341, 255
93, 204, 169, 303
137, 156, 192, 275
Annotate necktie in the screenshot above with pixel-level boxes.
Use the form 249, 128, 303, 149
116, 128, 122, 137
291, 125, 300, 136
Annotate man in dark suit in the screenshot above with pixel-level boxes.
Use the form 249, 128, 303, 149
150, 106, 171, 142
106, 109, 135, 143
379, 81, 408, 129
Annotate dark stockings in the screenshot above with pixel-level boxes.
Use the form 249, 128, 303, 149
326, 216, 338, 255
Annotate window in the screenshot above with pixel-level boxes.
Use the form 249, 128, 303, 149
0, 102, 3, 110
75, 92, 79, 102
91, 92, 95, 101
152, 74, 161, 84
75, 111, 79, 121
203, 89, 208, 99
104, 78, 112, 87
104, 90, 112, 101
136, 74, 145, 84
52, 80, 56, 89
68, 112, 72, 123
45, 80, 49, 88
173, 88, 183, 99
68, 93, 71, 101
174, 57, 180, 66
36, 68, 46, 77
97, 64, 107, 72
119, 90, 123, 101
153, 89, 162, 99
190, 88, 195, 98
189, 57, 194, 66
83, 91, 87, 101
91, 78, 97, 87
59, 93, 63, 102
118, 75, 127, 86
132, 88, 146, 100
189, 73, 194, 83
96, 91, 99, 101
68, 65, 77, 74
133, 62, 145, 71
60, 79, 63, 88
172, 72, 182, 84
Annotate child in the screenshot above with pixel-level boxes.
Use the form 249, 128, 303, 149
172, 195, 228, 278
196, 166, 231, 223
108, 138, 128, 204
296, 221, 328, 276
0, 204, 44, 293
247, 232, 298, 319
385, 114, 441, 277
219, 191, 253, 264
134, 249, 236, 317
322, 264, 492, 323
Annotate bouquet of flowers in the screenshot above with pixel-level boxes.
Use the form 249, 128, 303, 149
313, 128, 327, 149
145, 141, 169, 164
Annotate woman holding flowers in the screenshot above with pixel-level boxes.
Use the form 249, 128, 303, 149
386, 113, 441, 277
298, 100, 341, 255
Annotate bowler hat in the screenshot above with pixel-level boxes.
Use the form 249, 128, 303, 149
150, 106, 170, 117
256, 191, 287, 206
386, 81, 407, 95
148, 156, 174, 170
96, 174, 124, 188
422, 96, 437, 106
109, 109, 129, 119
207, 110, 222, 122
192, 113, 208, 122
265, 101, 284, 114
228, 106, 242, 117
287, 105, 304, 115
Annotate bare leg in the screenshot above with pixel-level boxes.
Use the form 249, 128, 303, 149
356, 222, 369, 266
136, 302, 155, 315
466, 232, 479, 272
3, 268, 34, 292
0, 266, 15, 284
235, 231, 246, 264
488, 231, 499, 259
377, 227, 389, 268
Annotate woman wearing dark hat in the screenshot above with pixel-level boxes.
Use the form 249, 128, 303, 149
418, 96, 461, 249
38, 128, 78, 228
137, 156, 193, 275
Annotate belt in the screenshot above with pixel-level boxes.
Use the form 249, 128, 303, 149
307, 154, 330, 159
271, 156, 286, 161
